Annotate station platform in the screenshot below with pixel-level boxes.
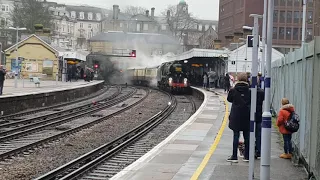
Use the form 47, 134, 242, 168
1, 79, 103, 98
112, 88, 308, 180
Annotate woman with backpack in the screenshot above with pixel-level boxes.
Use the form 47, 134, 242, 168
276, 98, 295, 159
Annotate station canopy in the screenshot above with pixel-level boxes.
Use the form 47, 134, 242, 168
168, 48, 230, 61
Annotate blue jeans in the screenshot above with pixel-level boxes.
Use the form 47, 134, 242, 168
283, 134, 293, 153
233, 130, 250, 159
255, 122, 262, 155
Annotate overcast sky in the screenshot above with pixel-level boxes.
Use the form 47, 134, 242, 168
51, 0, 219, 20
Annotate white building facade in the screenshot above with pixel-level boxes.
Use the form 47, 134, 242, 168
227, 42, 284, 73
48, 4, 106, 50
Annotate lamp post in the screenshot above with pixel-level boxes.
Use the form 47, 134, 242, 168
60, 40, 69, 82
8, 27, 26, 88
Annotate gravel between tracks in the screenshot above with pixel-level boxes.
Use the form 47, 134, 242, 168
21, 87, 119, 119
0, 89, 170, 180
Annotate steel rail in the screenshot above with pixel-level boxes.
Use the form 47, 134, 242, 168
0, 87, 149, 161
0, 85, 110, 120
35, 90, 175, 180
0, 87, 134, 143
0, 86, 121, 130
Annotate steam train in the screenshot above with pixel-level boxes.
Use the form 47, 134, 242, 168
126, 61, 191, 93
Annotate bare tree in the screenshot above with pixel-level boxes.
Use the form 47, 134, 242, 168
124, 6, 147, 16
10, 0, 53, 34
162, 5, 198, 43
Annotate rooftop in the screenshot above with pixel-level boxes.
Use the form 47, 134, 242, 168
89, 32, 180, 45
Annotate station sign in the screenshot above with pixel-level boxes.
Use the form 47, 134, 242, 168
247, 35, 260, 48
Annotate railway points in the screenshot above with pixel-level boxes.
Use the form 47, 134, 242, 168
111, 88, 307, 180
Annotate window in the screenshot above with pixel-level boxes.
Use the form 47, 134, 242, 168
71, 11, 76, 18
67, 25, 70, 33
1, 5, 9, 12
0, 18, 5, 26
273, 27, 278, 39
294, 0, 300, 6
80, 23, 83, 28
143, 23, 148, 31
287, 0, 293, 6
308, 0, 313, 7
88, 13, 93, 20
280, 11, 285, 23
205, 25, 209, 31
62, 25, 65, 32
161, 24, 166, 30
96, 13, 101, 21
88, 24, 91, 28
293, 28, 299, 40
307, 28, 313, 41
286, 28, 292, 40
80, 12, 84, 19
279, 27, 285, 39
307, 11, 313, 24
273, 10, 279, 22
198, 24, 202, 31
294, 11, 300, 23
136, 23, 140, 31
280, 0, 286, 6
287, 11, 292, 23
274, 0, 278, 6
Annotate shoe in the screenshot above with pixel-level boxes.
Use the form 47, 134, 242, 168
286, 154, 292, 159
243, 157, 249, 162
280, 153, 289, 159
226, 156, 238, 163
255, 154, 261, 160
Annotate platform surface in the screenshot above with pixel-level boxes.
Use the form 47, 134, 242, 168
112, 88, 308, 180
1, 79, 104, 98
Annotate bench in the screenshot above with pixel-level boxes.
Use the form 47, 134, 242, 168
33, 77, 40, 87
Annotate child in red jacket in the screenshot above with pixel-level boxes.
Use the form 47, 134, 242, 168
277, 98, 294, 159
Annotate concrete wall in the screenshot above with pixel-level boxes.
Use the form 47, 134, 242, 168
271, 37, 320, 179
0, 81, 104, 115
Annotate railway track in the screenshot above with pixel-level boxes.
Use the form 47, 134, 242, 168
0, 86, 122, 142
0, 86, 145, 161
34, 91, 177, 180
0, 85, 110, 120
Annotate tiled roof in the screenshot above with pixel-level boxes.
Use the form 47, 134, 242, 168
89, 32, 180, 45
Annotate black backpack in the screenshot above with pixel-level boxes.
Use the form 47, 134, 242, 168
284, 111, 300, 133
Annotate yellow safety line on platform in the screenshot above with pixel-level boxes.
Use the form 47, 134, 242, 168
190, 93, 229, 180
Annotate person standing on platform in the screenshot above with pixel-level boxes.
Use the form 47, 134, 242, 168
255, 85, 265, 159
226, 72, 251, 162
277, 98, 295, 159
203, 73, 208, 89
0, 65, 6, 95
224, 73, 231, 93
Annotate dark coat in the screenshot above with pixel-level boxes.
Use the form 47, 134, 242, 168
255, 88, 265, 123
227, 82, 251, 131
0, 70, 5, 82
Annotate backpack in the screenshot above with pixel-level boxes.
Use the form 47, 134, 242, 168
284, 111, 300, 133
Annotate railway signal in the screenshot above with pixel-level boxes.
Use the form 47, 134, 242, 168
130, 50, 136, 57
94, 64, 98, 69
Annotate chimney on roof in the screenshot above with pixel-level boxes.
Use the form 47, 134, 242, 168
151, 7, 155, 19
233, 32, 243, 43
113, 5, 119, 20
214, 39, 222, 50
146, 10, 149, 17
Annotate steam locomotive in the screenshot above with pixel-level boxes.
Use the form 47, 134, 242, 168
126, 61, 191, 93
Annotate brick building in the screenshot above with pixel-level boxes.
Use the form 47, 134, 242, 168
218, 0, 264, 47
273, 0, 317, 54
218, 0, 319, 54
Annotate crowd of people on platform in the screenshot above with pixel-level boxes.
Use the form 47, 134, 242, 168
223, 72, 298, 163
66, 65, 95, 82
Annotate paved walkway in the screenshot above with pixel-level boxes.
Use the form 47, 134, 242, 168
112, 88, 308, 180
1, 79, 103, 97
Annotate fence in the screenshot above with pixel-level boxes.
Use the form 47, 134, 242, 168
271, 37, 320, 179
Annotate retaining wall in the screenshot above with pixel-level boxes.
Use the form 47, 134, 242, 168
0, 81, 104, 115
